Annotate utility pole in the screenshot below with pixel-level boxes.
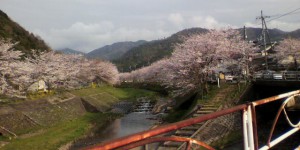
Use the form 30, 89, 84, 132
256, 10, 270, 70
243, 26, 247, 40
243, 26, 250, 81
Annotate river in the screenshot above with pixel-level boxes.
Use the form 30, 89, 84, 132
70, 99, 159, 149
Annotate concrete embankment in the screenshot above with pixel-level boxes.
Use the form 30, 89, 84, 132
0, 97, 87, 137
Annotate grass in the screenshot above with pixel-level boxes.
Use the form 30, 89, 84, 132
0, 112, 119, 150
198, 82, 249, 106
71, 85, 157, 101
0, 136, 8, 141
164, 94, 198, 123
210, 130, 243, 149
0, 85, 158, 150
198, 84, 228, 104
26, 90, 55, 100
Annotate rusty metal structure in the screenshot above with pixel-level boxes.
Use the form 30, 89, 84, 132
85, 90, 300, 150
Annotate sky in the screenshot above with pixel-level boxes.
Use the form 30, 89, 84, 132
0, 0, 300, 53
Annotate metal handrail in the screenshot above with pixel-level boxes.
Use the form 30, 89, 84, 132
254, 71, 300, 81
85, 90, 300, 150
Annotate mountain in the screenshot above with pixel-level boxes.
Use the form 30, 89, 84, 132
115, 27, 300, 72
114, 28, 208, 72
0, 10, 51, 56
287, 29, 300, 39
242, 27, 287, 41
86, 40, 146, 60
57, 48, 85, 55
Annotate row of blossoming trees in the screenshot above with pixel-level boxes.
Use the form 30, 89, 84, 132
275, 38, 300, 70
120, 29, 300, 96
120, 29, 257, 96
1, 29, 299, 98
0, 40, 118, 97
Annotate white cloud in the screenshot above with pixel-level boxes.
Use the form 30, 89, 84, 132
32, 14, 233, 53
168, 15, 234, 29
189, 16, 220, 29
168, 13, 185, 26
34, 22, 171, 52
3, 0, 297, 53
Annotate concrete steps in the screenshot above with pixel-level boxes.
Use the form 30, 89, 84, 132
156, 104, 218, 150
174, 130, 194, 137
196, 110, 215, 114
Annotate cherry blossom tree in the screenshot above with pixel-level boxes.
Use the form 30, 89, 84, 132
0, 40, 25, 95
275, 38, 300, 70
81, 59, 119, 85
30, 52, 119, 89
27, 51, 79, 90
119, 29, 255, 96
1, 39, 119, 97
119, 58, 171, 84
161, 29, 255, 95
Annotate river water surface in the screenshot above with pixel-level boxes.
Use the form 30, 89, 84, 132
71, 100, 158, 149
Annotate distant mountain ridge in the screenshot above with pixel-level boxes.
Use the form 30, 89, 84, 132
86, 40, 147, 60
114, 28, 208, 72
0, 10, 51, 56
57, 48, 85, 55
113, 27, 300, 72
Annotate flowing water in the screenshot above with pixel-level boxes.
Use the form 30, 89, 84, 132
71, 99, 158, 149
99, 100, 157, 141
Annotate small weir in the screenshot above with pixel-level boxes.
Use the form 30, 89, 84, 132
133, 99, 155, 113
70, 97, 158, 149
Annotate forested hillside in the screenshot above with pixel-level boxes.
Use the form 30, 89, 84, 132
114, 28, 208, 72
115, 27, 300, 72
86, 40, 146, 60
57, 48, 85, 55
0, 10, 51, 56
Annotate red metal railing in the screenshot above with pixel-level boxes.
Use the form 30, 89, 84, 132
85, 90, 300, 150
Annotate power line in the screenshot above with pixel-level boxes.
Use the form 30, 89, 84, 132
266, 7, 300, 22
253, 8, 300, 26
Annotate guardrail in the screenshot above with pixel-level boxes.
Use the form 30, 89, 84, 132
84, 90, 300, 150
254, 71, 300, 81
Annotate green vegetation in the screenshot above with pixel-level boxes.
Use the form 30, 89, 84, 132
0, 113, 119, 150
26, 91, 55, 100
164, 82, 249, 123
198, 84, 229, 105
211, 130, 243, 149
0, 85, 158, 150
71, 85, 157, 101
163, 101, 196, 123
0, 136, 8, 141
0, 10, 50, 57
199, 82, 249, 106
163, 96, 197, 123
114, 28, 208, 72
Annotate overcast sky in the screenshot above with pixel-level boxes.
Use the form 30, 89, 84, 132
1, 0, 300, 52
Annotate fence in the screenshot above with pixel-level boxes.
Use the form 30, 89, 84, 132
85, 90, 300, 150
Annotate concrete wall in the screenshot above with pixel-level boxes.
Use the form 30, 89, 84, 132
0, 97, 87, 136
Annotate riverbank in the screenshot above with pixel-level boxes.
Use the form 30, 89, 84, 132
149, 82, 250, 150
0, 85, 158, 150
70, 98, 159, 149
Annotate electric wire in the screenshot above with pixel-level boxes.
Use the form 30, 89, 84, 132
249, 8, 300, 26
266, 7, 300, 22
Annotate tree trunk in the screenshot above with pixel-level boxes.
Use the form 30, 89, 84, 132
294, 58, 298, 70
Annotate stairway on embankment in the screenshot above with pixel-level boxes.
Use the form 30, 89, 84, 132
156, 84, 242, 150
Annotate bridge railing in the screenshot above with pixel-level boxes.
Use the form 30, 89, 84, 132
254, 71, 300, 81
85, 90, 300, 150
